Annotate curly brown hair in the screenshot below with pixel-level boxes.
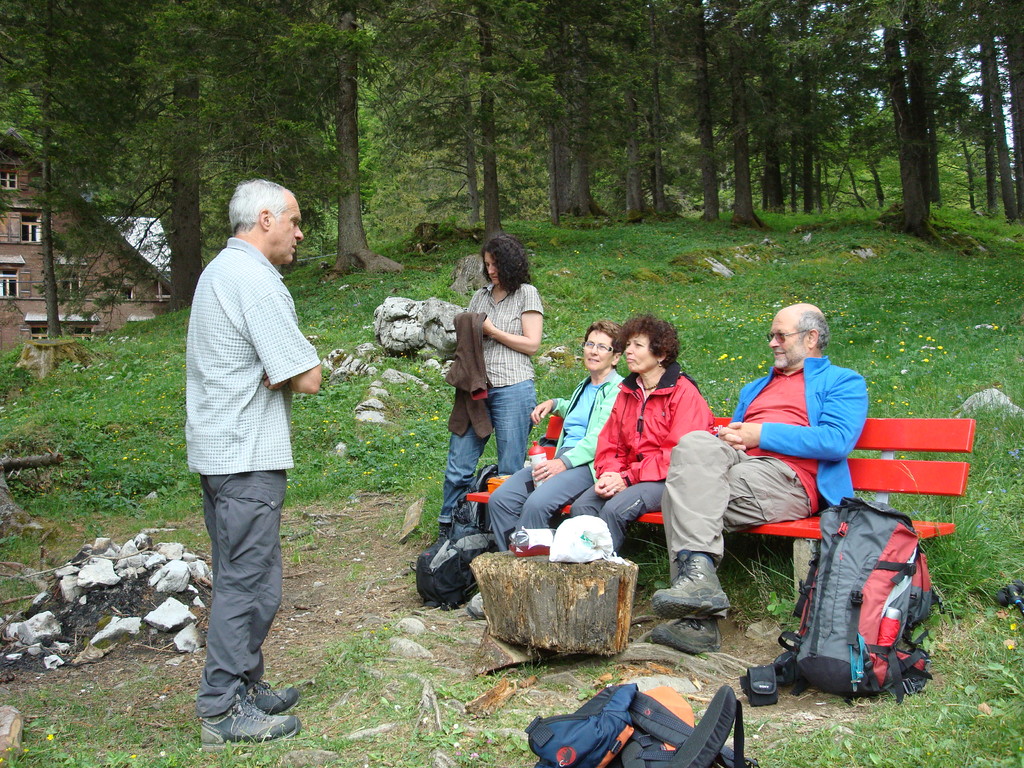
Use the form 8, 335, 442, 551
480, 233, 532, 294
618, 315, 679, 365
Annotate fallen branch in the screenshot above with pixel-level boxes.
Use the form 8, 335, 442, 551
0, 453, 64, 470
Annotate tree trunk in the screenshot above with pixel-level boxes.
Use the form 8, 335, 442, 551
1007, 30, 1024, 211
691, 0, 719, 222
868, 161, 885, 208
904, 8, 935, 208
648, 4, 669, 213
40, 1, 61, 338
762, 141, 784, 212
168, 77, 203, 310
883, 26, 929, 236
962, 139, 977, 210
333, 10, 371, 272
624, 89, 645, 216
463, 87, 480, 226
548, 121, 570, 224
982, 38, 1019, 221
470, 553, 638, 655
477, 6, 501, 239
728, 35, 763, 229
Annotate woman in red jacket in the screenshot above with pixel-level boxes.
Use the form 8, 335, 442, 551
569, 315, 714, 551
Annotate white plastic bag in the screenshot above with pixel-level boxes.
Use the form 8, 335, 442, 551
549, 515, 616, 563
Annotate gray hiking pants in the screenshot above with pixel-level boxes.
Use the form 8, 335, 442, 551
661, 431, 810, 575
569, 481, 666, 554
196, 470, 286, 718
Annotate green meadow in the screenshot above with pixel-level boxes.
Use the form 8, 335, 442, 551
1, 209, 1022, 767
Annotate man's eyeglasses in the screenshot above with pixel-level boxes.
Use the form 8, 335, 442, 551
582, 341, 614, 353
766, 330, 807, 343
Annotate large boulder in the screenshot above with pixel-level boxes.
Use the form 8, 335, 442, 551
450, 254, 488, 295
374, 297, 462, 357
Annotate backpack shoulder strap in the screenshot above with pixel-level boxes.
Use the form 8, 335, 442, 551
663, 686, 754, 768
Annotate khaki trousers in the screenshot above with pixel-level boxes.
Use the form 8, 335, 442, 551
661, 432, 810, 574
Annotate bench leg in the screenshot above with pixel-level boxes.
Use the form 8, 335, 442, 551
792, 538, 817, 596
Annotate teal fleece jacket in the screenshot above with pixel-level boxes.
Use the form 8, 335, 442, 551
550, 369, 624, 479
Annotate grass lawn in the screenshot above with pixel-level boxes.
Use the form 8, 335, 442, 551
0, 208, 1022, 766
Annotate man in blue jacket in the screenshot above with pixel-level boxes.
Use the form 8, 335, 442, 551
650, 303, 868, 654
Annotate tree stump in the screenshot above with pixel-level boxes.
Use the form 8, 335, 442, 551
470, 552, 638, 655
16, 339, 90, 379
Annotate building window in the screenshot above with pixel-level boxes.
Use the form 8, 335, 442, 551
21, 214, 42, 243
1, 269, 17, 297
123, 285, 136, 301
70, 325, 93, 338
0, 171, 16, 189
28, 324, 47, 339
155, 281, 171, 301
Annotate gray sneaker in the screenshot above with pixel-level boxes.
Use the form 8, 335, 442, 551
200, 696, 301, 751
248, 680, 300, 715
651, 555, 730, 618
650, 618, 722, 655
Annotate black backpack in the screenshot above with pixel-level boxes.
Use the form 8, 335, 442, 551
416, 464, 499, 609
777, 497, 935, 702
526, 684, 754, 768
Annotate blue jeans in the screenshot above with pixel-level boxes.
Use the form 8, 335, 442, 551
440, 379, 536, 524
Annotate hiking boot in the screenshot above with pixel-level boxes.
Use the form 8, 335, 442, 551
465, 592, 486, 620
651, 555, 730, 619
650, 618, 722, 655
248, 680, 300, 715
200, 696, 301, 751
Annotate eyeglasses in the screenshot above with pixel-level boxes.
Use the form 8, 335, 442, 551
766, 330, 807, 343
582, 341, 614, 353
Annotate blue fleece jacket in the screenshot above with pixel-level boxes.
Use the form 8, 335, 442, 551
732, 355, 868, 506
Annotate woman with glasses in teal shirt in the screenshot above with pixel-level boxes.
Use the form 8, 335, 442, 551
487, 320, 623, 550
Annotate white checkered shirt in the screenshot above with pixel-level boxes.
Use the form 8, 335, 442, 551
185, 238, 320, 475
468, 283, 544, 387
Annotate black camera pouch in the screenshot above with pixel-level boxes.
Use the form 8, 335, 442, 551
740, 664, 779, 707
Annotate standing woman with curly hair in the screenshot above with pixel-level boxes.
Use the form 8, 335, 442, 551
439, 233, 544, 534
569, 315, 714, 551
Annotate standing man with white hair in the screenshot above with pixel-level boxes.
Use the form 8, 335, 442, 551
186, 179, 321, 749
649, 303, 868, 655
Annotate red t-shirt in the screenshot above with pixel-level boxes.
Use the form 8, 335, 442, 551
742, 369, 820, 513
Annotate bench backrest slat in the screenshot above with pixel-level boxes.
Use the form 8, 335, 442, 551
847, 457, 971, 496
855, 418, 976, 453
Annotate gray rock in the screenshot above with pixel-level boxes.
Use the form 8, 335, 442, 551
115, 554, 146, 572
374, 298, 425, 354
450, 254, 488, 295
92, 537, 115, 555
705, 257, 734, 278
626, 674, 699, 695
280, 749, 342, 767
395, 617, 427, 635
143, 553, 168, 570
173, 623, 204, 653
60, 574, 83, 602
144, 597, 195, 632
356, 398, 386, 413
355, 410, 389, 424
187, 559, 211, 582
422, 358, 442, 373
17, 612, 61, 645
149, 559, 192, 593
333, 442, 347, 458
154, 542, 185, 560
388, 637, 433, 659
133, 532, 153, 551
355, 342, 378, 358
745, 618, 781, 642
419, 297, 460, 355
367, 386, 390, 399
43, 654, 64, 670
381, 369, 429, 391
961, 388, 1024, 416
31, 591, 48, 607
90, 616, 142, 647
77, 558, 121, 588
54, 564, 80, 578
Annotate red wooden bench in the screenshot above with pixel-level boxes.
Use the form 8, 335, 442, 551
469, 415, 975, 583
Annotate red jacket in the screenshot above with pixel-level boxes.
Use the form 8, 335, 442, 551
594, 363, 715, 486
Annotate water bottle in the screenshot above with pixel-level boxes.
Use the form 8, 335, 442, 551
877, 606, 901, 646
528, 441, 547, 486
